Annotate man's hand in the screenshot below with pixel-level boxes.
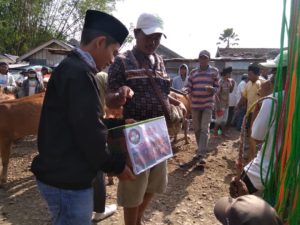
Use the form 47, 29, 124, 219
205, 85, 214, 94
125, 119, 136, 124
117, 165, 135, 181
229, 176, 249, 198
118, 85, 134, 99
107, 86, 134, 108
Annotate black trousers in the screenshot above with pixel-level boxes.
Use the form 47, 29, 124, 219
226, 106, 235, 127
241, 170, 258, 194
93, 171, 106, 213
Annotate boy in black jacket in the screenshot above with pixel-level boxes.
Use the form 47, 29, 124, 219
31, 10, 135, 225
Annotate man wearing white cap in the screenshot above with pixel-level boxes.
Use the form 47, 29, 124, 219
107, 12, 185, 225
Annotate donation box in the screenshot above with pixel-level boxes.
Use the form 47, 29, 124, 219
108, 116, 173, 175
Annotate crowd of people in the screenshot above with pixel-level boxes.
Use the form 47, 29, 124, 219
0, 8, 287, 225
0, 62, 50, 98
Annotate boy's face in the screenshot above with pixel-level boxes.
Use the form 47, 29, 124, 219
180, 67, 187, 77
93, 37, 120, 71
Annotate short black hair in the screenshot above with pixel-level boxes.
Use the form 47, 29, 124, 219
248, 63, 260, 75
0, 62, 8, 66
41, 67, 48, 72
221, 66, 232, 76
80, 29, 117, 46
241, 74, 248, 81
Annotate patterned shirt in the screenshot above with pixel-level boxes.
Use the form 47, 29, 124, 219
108, 47, 170, 121
186, 65, 219, 110
216, 78, 232, 109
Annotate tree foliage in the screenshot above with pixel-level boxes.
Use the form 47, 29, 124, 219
216, 28, 240, 48
0, 0, 119, 55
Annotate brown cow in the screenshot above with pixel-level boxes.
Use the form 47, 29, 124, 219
0, 93, 44, 186
0, 88, 15, 102
169, 91, 191, 144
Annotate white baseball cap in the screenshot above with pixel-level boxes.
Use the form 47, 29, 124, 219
259, 50, 288, 68
136, 13, 166, 37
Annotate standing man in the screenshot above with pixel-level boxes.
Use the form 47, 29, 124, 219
214, 66, 235, 137
172, 64, 189, 91
107, 12, 185, 225
235, 74, 248, 131
31, 10, 135, 225
236, 63, 262, 160
18, 69, 44, 97
186, 50, 219, 164
0, 62, 17, 94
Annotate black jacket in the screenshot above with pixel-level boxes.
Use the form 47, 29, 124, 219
31, 52, 125, 190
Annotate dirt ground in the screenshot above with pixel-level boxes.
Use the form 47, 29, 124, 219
0, 128, 240, 225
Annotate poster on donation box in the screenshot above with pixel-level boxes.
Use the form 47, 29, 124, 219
108, 116, 173, 175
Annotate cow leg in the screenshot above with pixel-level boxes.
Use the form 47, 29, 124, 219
183, 118, 189, 144
0, 140, 12, 187
173, 134, 178, 143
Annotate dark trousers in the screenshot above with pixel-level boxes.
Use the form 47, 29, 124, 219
93, 171, 106, 213
241, 170, 258, 194
226, 106, 235, 127
235, 106, 246, 131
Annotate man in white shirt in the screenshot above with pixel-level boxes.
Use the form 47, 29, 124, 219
0, 62, 17, 94
234, 74, 248, 130
229, 51, 287, 197
227, 78, 237, 127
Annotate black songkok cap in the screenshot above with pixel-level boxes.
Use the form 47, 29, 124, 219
221, 66, 232, 76
83, 10, 129, 45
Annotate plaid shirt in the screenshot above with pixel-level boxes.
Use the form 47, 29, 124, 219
108, 47, 170, 121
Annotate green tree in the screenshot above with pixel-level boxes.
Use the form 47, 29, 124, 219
0, 0, 119, 55
216, 28, 240, 48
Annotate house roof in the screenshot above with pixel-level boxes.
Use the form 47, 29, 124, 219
0, 53, 18, 64
17, 38, 183, 62
157, 44, 184, 59
216, 47, 280, 59
17, 39, 74, 62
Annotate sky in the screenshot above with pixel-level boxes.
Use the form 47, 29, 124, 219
112, 0, 289, 58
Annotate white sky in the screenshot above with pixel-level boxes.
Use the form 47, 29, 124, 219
112, 0, 289, 58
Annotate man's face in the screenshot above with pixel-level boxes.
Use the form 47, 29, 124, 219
199, 55, 209, 67
135, 29, 162, 55
223, 73, 231, 80
0, 64, 8, 74
248, 71, 258, 82
93, 37, 120, 71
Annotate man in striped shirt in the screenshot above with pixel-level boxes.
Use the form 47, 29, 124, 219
186, 50, 219, 164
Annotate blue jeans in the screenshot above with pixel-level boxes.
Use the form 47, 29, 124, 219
37, 180, 93, 225
235, 107, 246, 131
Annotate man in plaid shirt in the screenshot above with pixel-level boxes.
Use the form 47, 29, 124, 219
107, 12, 185, 225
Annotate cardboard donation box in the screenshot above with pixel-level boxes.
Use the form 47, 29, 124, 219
107, 116, 173, 175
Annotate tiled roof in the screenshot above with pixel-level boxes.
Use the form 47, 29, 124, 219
216, 47, 280, 59
157, 44, 184, 59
